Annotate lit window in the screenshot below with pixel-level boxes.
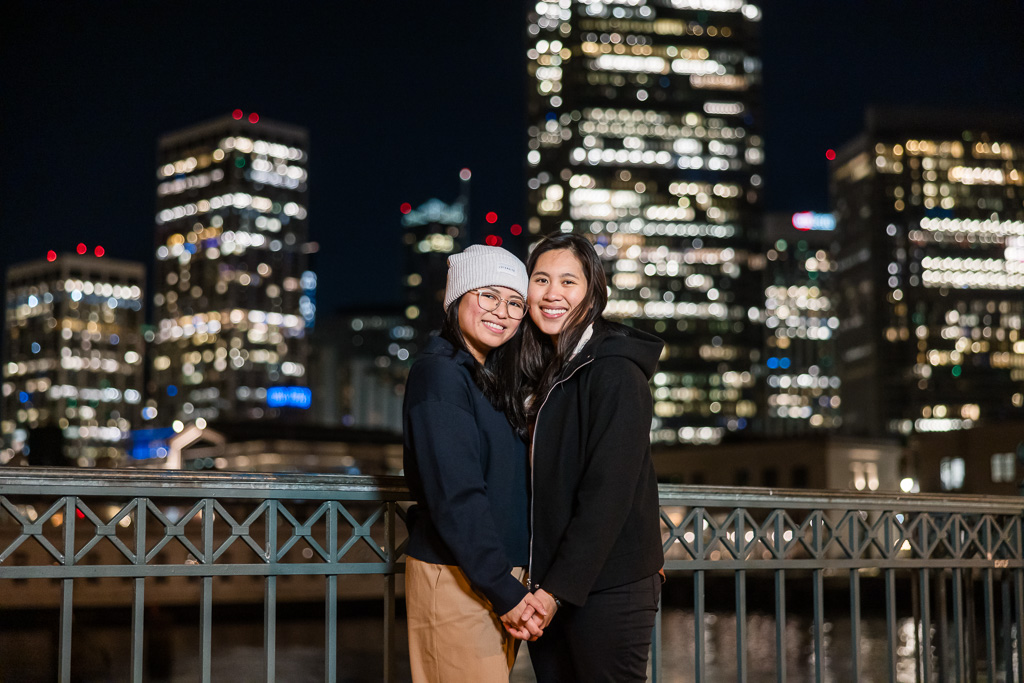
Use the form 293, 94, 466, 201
940, 457, 965, 491
991, 453, 1016, 483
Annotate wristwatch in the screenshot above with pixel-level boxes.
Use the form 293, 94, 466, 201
534, 585, 562, 608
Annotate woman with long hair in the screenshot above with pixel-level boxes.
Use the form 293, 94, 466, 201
403, 244, 545, 682
521, 233, 665, 682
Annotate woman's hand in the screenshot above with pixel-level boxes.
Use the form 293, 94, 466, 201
530, 589, 559, 631
501, 592, 549, 640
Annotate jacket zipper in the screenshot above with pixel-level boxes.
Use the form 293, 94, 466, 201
527, 357, 594, 591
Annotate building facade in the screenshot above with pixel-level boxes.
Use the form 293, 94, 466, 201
525, 0, 764, 445
758, 212, 841, 436
401, 179, 468, 338
831, 110, 1024, 437
307, 310, 412, 434
150, 112, 315, 430
2, 252, 145, 465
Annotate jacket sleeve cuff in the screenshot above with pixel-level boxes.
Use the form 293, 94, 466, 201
536, 572, 588, 608
489, 575, 530, 617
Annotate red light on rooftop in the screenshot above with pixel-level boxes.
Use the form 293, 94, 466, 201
400, 202, 412, 214
94, 245, 105, 257
76, 508, 85, 520
248, 112, 260, 124
510, 224, 523, 236
76, 243, 87, 255
232, 109, 244, 120
485, 211, 498, 224
825, 148, 836, 161
46, 250, 57, 262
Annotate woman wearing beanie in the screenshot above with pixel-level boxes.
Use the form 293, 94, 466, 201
520, 233, 665, 682
403, 244, 547, 682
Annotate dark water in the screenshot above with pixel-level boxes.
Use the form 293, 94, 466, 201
0, 606, 959, 682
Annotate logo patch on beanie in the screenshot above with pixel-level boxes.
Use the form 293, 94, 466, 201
497, 264, 516, 273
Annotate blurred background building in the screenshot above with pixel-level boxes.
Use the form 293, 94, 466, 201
2, 252, 145, 465
308, 310, 412, 434
831, 109, 1024, 439
400, 172, 469, 338
149, 112, 316, 431
757, 211, 841, 436
525, 0, 764, 446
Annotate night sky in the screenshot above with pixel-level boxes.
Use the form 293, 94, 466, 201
3, 0, 1023, 317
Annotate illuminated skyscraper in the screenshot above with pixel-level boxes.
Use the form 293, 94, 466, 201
401, 171, 469, 337
759, 212, 840, 435
150, 111, 315, 429
831, 110, 1024, 438
525, 0, 764, 445
2, 251, 145, 465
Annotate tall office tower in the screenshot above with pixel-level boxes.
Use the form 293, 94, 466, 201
308, 310, 413, 434
759, 212, 841, 436
401, 173, 468, 339
526, 1, 764, 445
2, 251, 145, 465
151, 111, 314, 429
832, 110, 1024, 438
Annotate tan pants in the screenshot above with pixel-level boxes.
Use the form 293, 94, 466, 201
406, 557, 527, 683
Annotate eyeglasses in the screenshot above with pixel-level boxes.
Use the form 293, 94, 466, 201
472, 289, 527, 319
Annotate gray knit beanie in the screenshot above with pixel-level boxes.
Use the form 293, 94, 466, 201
443, 245, 529, 312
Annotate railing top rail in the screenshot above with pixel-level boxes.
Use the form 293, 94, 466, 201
0, 467, 410, 501
1, 468, 1023, 514
657, 483, 1024, 513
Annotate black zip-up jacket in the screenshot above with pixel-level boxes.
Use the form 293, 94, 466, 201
530, 321, 664, 607
403, 335, 530, 616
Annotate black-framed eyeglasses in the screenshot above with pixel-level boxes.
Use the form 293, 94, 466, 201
472, 289, 527, 319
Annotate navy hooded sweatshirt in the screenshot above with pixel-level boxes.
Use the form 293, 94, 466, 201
402, 335, 530, 616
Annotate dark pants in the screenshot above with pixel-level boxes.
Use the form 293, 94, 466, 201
528, 572, 661, 682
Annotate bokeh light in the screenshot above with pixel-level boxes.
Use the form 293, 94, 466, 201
94, 245, 105, 257
459, 168, 472, 181
825, 149, 836, 160
400, 202, 412, 215
46, 250, 57, 262
248, 112, 259, 123
232, 109, 244, 120
76, 243, 87, 255
510, 224, 523, 236
485, 211, 498, 224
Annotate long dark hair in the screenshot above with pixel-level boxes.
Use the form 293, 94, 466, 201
439, 295, 529, 437
520, 233, 608, 421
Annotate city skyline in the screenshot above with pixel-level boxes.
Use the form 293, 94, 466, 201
3, 1, 1024, 316
524, 1, 764, 445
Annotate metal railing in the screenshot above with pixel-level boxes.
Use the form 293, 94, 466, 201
2, 468, 1024, 682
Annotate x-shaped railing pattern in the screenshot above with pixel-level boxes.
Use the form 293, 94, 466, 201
0, 494, 408, 573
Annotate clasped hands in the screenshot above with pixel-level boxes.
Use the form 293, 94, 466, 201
500, 588, 558, 641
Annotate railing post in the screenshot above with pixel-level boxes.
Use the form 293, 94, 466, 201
131, 497, 146, 683
326, 500, 338, 683
384, 500, 396, 683
735, 512, 747, 683
58, 496, 76, 683
774, 512, 787, 683
693, 507, 706, 683
265, 499, 279, 683
850, 510, 861, 682
200, 498, 214, 683
885, 512, 897, 683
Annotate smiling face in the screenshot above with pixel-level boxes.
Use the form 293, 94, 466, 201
528, 248, 590, 344
457, 286, 525, 364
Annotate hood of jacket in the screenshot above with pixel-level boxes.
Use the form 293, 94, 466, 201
564, 320, 663, 380
420, 333, 475, 370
